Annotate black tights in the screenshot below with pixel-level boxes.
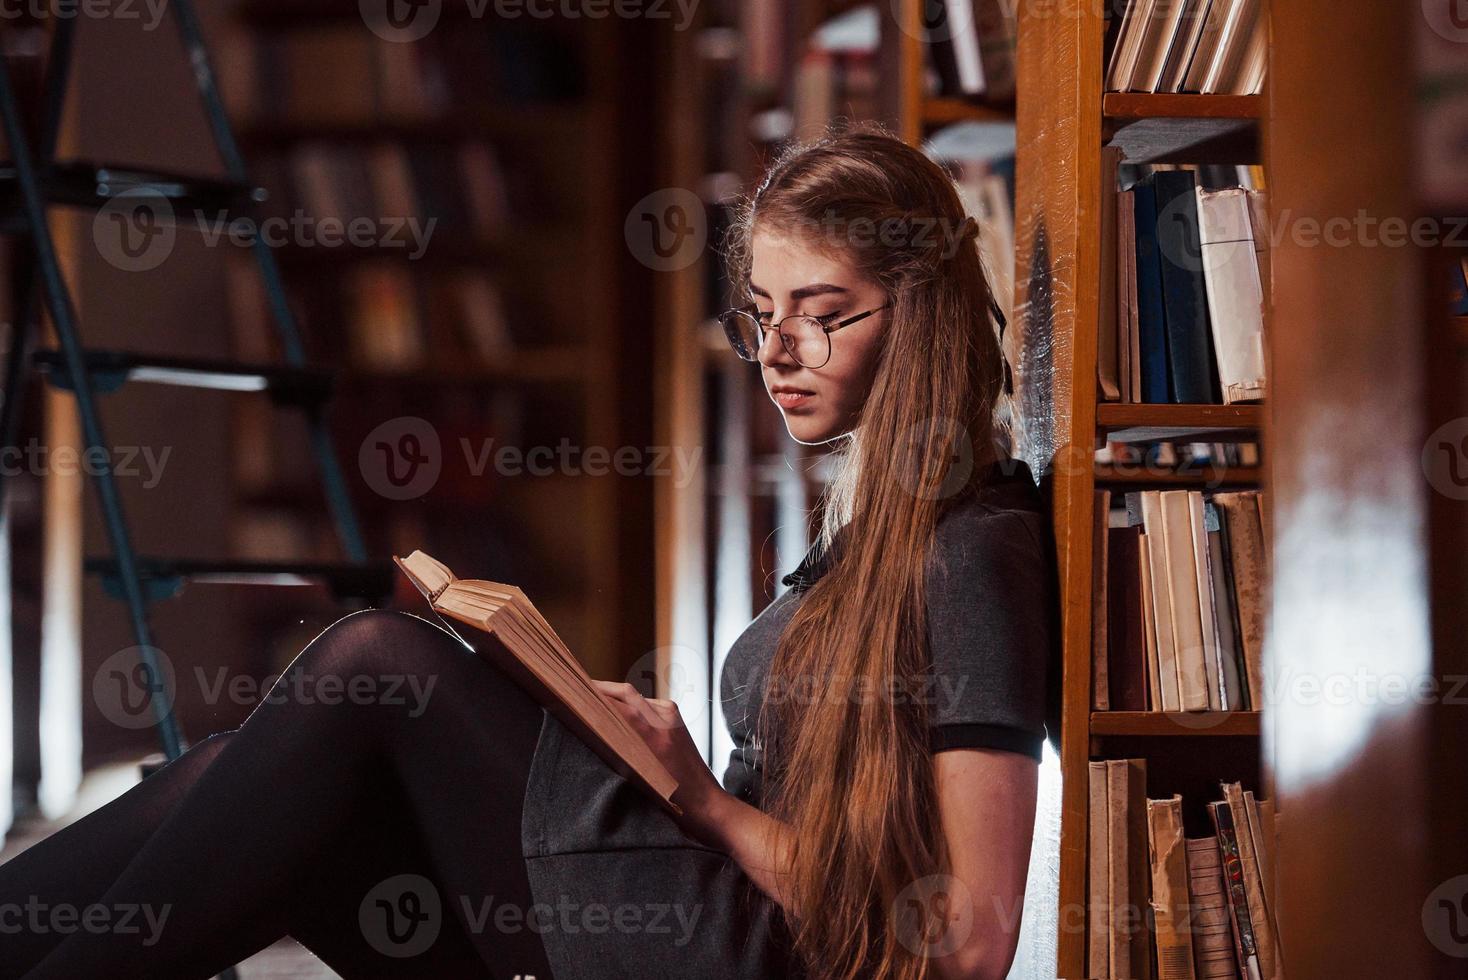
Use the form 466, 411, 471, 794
0, 608, 557, 979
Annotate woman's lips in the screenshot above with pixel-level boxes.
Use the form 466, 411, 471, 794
771, 389, 815, 410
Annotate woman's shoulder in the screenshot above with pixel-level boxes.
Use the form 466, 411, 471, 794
929, 456, 1052, 565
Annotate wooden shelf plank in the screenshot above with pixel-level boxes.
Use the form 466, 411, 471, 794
1097, 402, 1264, 442
923, 97, 1016, 128
1103, 93, 1262, 119
1091, 710, 1261, 736
1102, 94, 1261, 164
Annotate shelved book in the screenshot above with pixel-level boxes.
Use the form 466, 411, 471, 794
940, 149, 1016, 323
1088, 767, 1282, 980
923, 0, 1019, 102
252, 139, 511, 242
394, 550, 682, 817
1104, 0, 1265, 95
227, 249, 516, 373
1100, 157, 1268, 405
792, 47, 882, 142
1092, 488, 1267, 713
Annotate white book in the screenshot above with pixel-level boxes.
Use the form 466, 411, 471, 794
1195, 186, 1267, 403
947, 0, 986, 94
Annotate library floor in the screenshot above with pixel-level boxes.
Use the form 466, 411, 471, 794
0, 760, 335, 979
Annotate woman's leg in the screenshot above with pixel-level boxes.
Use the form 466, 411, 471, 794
3, 608, 555, 980
0, 732, 237, 974
0, 728, 503, 978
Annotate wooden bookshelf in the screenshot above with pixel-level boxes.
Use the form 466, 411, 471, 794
1013, 3, 1271, 975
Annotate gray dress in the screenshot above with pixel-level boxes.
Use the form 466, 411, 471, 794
517, 456, 1060, 979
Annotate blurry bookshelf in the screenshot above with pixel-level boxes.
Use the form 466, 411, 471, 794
214, 5, 655, 678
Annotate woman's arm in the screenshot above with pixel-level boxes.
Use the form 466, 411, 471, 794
927, 748, 1040, 980
679, 783, 799, 913
594, 681, 1040, 980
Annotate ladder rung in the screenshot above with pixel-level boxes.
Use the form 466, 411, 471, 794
33, 348, 333, 403
85, 557, 397, 602
0, 159, 261, 224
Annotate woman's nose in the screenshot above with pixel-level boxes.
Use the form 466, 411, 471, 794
755, 323, 794, 367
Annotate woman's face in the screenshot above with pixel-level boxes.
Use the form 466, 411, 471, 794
748, 229, 889, 445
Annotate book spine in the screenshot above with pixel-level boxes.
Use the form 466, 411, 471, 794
1209, 799, 1263, 980
1153, 170, 1221, 403
1133, 176, 1174, 402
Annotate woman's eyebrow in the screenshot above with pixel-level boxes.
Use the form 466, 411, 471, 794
747, 282, 852, 301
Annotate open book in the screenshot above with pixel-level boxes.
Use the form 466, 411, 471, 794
394, 550, 682, 817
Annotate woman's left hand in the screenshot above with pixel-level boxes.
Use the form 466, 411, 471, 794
592, 680, 729, 847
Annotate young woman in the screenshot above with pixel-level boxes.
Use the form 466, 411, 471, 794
0, 123, 1058, 980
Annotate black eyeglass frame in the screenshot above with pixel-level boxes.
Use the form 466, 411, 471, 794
719, 296, 1008, 370
719, 303, 891, 369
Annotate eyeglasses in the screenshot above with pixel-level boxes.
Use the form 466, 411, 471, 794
717, 298, 1008, 371
719, 304, 890, 369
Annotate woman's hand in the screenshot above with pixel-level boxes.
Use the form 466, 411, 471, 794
591, 680, 731, 848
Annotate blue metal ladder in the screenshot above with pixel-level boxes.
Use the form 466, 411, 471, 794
0, 13, 394, 769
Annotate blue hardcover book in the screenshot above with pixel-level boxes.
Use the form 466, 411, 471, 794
1131, 176, 1171, 403
1153, 169, 1221, 403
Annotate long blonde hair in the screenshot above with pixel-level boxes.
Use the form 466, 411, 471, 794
722, 121, 1010, 980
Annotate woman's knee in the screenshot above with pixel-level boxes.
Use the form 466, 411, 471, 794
186, 730, 236, 766
288, 609, 478, 707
